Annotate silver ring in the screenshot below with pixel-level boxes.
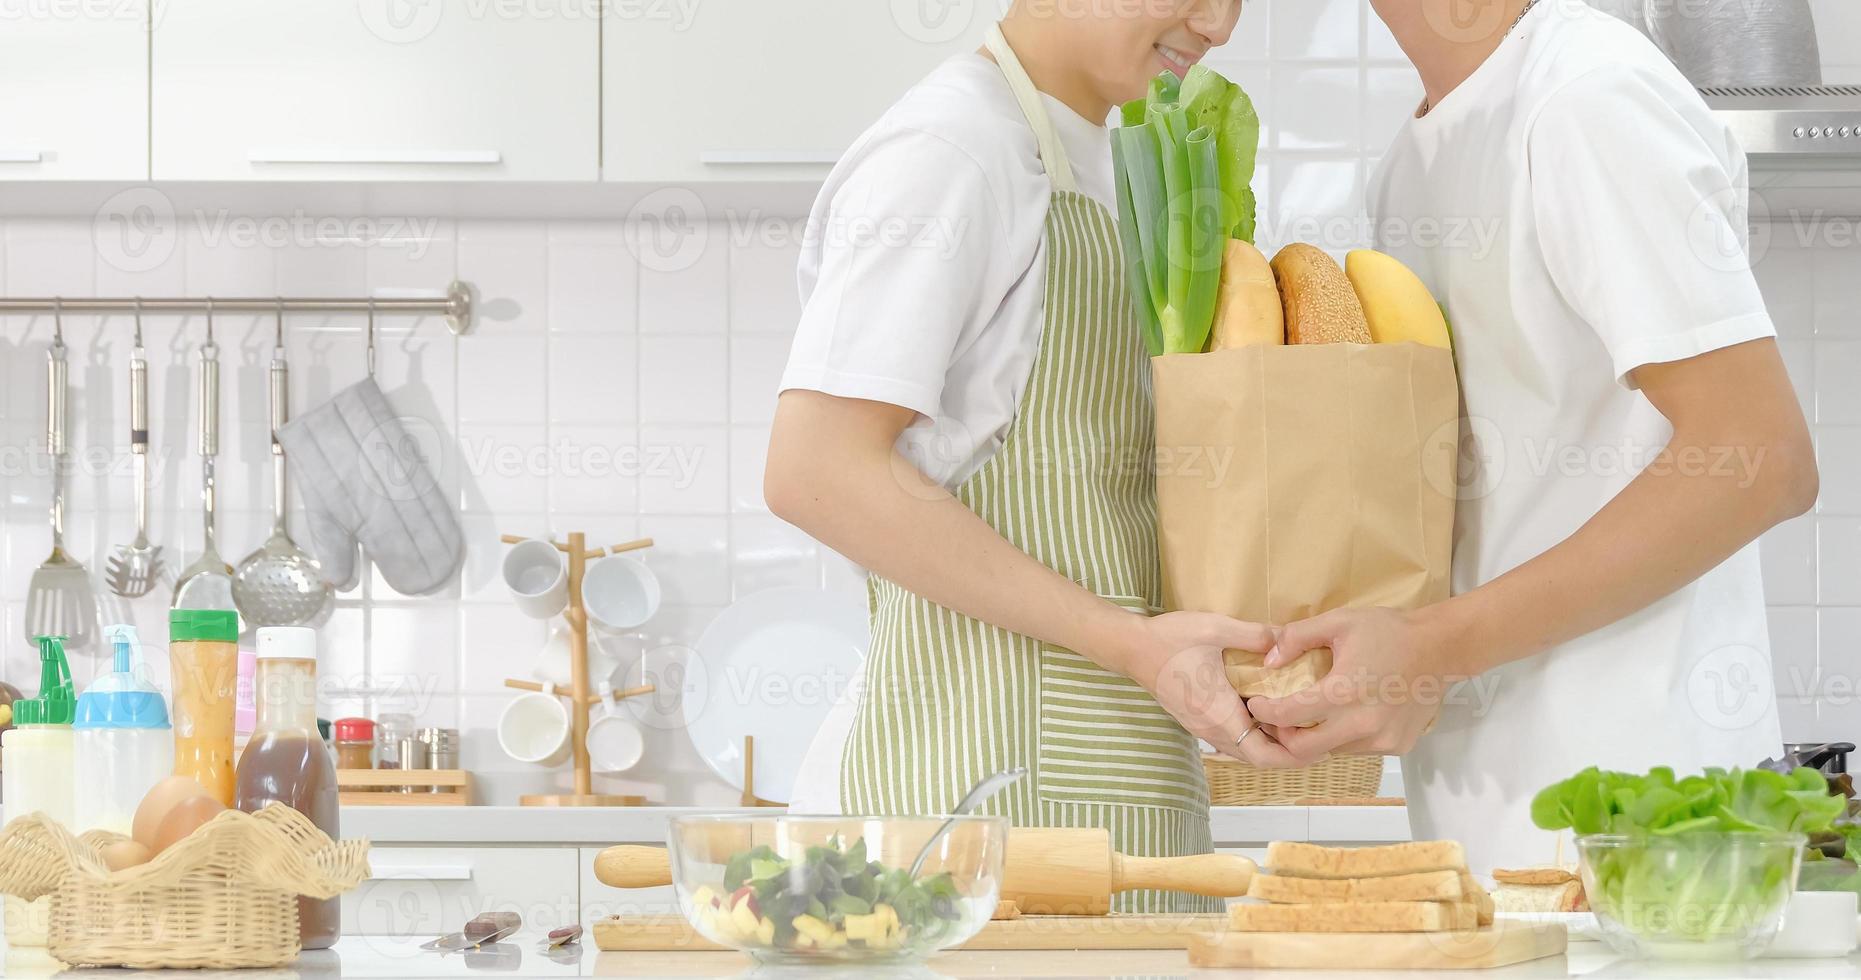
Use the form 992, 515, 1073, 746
1234, 726, 1258, 748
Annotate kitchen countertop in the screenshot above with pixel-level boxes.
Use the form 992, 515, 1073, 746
7, 932, 1859, 978
332, 804, 1413, 846
0, 803, 1410, 847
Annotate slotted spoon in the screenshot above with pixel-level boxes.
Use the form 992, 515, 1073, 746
25, 327, 98, 649
173, 323, 235, 612
106, 309, 166, 597
232, 315, 331, 626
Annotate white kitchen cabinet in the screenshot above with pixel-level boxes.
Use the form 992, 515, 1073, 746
603, 0, 993, 182
0, 3, 148, 179
152, 0, 597, 181
342, 846, 582, 937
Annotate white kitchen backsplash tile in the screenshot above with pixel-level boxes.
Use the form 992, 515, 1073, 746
1821, 518, 1861, 606
1763, 514, 1818, 606
1820, 341, 1861, 425
1770, 605, 1818, 697
1274, 68, 1362, 151
1821, 427, 1861, 516
639, 335, 728, 425
548, 333, 638, 424
1272, 0, 1359, 61
638, 232, 727, 335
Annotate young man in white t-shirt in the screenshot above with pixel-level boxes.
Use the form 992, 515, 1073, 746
1247, 0, 1819, 870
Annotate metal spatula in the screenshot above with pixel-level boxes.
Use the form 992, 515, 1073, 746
173, 324, 235, 612
25, 328, 98, 650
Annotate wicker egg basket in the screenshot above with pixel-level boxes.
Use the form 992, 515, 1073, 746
0, 804, 370, 969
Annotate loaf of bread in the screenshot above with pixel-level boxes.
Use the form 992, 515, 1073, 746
1271, 244, 1372, 345
1208, 240, 1286, 350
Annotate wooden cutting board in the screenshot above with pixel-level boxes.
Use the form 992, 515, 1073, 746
594, 912, 1228, 952
1189, 921, 1568, 970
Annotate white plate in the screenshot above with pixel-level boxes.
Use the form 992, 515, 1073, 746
682, 587, 869, 804
1495, 911, 1601, 942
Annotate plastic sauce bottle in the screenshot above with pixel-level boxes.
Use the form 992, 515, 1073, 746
73, 625, 175, 835
1, 635, 76, 948
235, 626, 340, 949
169, 608, 239, 806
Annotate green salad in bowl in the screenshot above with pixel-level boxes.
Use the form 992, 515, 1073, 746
669, 815, 1006, 962
1533, 766, 1843, 960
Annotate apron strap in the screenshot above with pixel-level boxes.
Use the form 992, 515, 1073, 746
983, 23, 1078, 194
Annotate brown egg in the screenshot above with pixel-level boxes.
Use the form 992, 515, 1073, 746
148, 793, 225, 855
132, 776, 212, 851
100, 839, 153, 871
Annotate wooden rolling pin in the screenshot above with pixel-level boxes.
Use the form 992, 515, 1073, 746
594, 828, 1255, 915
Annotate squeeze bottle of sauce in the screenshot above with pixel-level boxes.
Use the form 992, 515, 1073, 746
235, 626, 340, 949
1, 635, 76, 948
73, 624, 175, 834
169, 609, 239, 806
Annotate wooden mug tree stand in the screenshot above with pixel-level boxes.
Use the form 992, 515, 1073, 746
500, 531, 658, 808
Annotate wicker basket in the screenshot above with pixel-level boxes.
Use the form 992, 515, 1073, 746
1203, 753, 1384, 806
0, 804, 370, 969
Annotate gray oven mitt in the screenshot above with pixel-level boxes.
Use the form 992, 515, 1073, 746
277, 377, 464, 595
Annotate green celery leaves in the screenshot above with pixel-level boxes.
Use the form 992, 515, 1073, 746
1110, 68, 1261, 355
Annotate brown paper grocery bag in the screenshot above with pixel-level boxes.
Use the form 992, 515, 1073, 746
1152, 343, 1460, 697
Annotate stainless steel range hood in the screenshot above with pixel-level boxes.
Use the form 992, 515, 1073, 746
1702, 85, 1861, 159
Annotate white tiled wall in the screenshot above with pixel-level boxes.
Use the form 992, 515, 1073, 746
1, 0, 1858, 803
0, 216, 829, 806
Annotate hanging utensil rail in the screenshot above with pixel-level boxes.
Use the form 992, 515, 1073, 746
0, 280, 476, 335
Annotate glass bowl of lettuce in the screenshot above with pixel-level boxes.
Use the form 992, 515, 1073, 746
1537, 767, 1843, 960
668, 814, 1007, 963
1575, 831, 1804, 959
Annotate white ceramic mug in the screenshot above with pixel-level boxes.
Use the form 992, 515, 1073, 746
586, 682, 646, 773
497, 684, 571, 767
502, 539, 567, 619
532, 626, 622, 689
582, 555, 662, 631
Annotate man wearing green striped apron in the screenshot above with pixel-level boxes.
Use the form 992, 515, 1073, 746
772, 5, 1283, 914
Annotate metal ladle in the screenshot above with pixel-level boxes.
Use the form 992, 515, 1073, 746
907, 767, 1027, 878
105, 300, 166, 598
232, 302, 332, 626
172, 301, 235, 612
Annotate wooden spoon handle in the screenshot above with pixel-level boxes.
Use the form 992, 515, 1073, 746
1112, 852, 1256, 897
594, 845, 673, 889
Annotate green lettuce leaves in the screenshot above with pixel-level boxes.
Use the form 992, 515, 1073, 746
1532, 766, 1845, 837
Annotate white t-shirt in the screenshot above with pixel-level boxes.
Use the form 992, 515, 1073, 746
780, 52, 1115, 488
1370, 1, 1782, 872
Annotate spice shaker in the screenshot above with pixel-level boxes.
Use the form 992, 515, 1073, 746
417, 727, 459, 794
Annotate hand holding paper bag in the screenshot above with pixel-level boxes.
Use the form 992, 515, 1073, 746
1153, 341, 1460, 707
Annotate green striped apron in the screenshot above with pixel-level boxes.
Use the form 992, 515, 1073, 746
839, 23, 1218, 914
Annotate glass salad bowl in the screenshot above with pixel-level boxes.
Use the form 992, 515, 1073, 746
668, 814, 1008, 963
1577, 831, 1806, 960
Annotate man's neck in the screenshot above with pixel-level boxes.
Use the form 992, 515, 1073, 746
1371, 0, 1531, 112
